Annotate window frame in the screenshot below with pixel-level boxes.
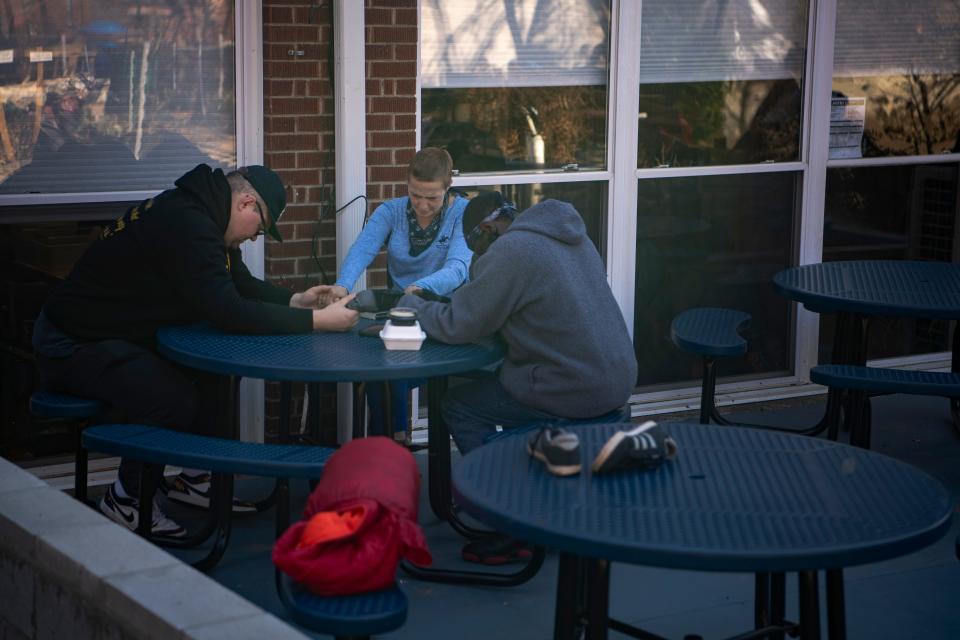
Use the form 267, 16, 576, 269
419, 0, 960, 410
0, 0, 260, 209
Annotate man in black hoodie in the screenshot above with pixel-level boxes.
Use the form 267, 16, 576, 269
33, 163, 358, 539
398, 191, 637, 564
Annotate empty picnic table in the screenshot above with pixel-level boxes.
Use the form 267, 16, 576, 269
453, 421, 953, 640
774, 260, 960, 445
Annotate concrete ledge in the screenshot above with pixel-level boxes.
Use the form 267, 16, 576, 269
0, 456, 308, 640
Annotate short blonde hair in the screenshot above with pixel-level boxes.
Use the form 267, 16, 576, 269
407, 147, 453, 187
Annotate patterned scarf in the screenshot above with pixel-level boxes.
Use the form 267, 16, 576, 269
406, 197, 446, 257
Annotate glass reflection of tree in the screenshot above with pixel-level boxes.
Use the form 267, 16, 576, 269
0, 0, 235, 192
421, 0, 610, 172
424, 86, 606, 169
869, 72, 960, 156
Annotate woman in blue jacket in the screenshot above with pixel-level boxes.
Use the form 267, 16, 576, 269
322, 148, 471, 443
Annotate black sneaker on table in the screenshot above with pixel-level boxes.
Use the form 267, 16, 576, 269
591, 421, 678, 474
527, 427, 582, 476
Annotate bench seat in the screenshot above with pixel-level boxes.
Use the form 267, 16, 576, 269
810, 365, 960, 398
670, 307, 751, 358
82, 424, 332, 478
30, 391, 104, 419
670, 307, 752, 424
81, 424, 407, 639
279, 576, 408, 637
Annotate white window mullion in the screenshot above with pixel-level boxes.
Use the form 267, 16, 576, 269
334, 0, 366, 443
236, 0, 265, 443
794, 0, 837, 381
608, 0, 642, 337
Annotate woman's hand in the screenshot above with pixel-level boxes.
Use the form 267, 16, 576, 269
316, 285, 349, 308
291, 284, 338, 309
312, 294, 359, 331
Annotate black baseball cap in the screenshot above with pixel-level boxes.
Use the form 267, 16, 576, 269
240, 165, 286, 242
463, 191, 515, 234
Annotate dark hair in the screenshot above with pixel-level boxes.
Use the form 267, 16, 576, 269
463, 191, 516, 235
407, 147, 453, 187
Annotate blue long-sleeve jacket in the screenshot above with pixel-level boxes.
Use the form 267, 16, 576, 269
335, 195, 471, 295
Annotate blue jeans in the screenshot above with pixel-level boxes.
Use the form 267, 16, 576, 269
441, 376, 632, 455
366, 378, 425, 435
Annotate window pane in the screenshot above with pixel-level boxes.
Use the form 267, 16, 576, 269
832, 1, 960, 158
0, 1, 236, 196
421, 0, 610, 173
820, 164, 959, 361
457, 181, 606, 257
634, 173, 796, 387
637, 1, 808, 168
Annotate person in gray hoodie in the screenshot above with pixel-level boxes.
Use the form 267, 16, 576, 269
398, 191, 637, 563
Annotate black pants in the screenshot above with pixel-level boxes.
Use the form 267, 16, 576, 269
36, 339, 223, 496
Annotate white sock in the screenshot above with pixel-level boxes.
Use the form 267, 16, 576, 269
113, 480, 130, 499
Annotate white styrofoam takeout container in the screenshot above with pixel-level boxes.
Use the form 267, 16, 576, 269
379, 321, 426, 351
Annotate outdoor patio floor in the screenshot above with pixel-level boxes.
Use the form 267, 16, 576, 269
160, 393, 960, 639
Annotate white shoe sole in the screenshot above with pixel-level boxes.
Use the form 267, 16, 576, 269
100, 492, 187, 539
527, 443, 582, 476
590, 420, 658, 473
165, 478, 258, 514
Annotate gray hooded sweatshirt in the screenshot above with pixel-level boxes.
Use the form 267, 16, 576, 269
400, 199, 637, 418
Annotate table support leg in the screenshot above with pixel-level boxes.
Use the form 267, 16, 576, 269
278, 382, 291, 444
586, 559, 610, 640
798, 570, 821, 640
554, 554, 582, 640
426, 375, 452, 521
423, 374, 493, 536
751, 572, 788, 640
771, 572, 786, 640
350, 382, 362, 439
279, 379, 294, 524
825, 570, 846, 640
306, 382, 321, 442
754, 573, 770, 629
223, 375, 239, 439
191, 472, 234, 572
383, 381, 395, 439
950, 325, 960, 434
411, 374, 544, 586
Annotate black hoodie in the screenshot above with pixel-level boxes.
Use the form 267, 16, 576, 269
42, 164, 311, 345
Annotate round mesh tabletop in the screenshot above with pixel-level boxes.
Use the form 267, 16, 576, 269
156, 321, 505, 382
453, 422, 952, 573
774, 261, 960, 318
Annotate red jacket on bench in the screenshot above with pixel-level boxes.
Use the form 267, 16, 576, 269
273, 436, 432, 595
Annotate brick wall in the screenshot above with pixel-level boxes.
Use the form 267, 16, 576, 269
260, 0, 417, 437
263, 1, 336, 292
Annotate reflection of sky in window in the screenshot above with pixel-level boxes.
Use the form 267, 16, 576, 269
421, 0, 610, 88
639, 0, 808, 83
835, 0, 960, 75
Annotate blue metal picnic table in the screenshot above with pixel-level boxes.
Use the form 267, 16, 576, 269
774, 260, 960, 443
773, 260, 960, 322
453, 421, 953, 640
156, 320, 505, 522
156, 321, 544, 587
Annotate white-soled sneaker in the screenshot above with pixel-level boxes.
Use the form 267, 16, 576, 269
162, 472, 257, 514
99, 484, 187, 540
591, 421, 678, 474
